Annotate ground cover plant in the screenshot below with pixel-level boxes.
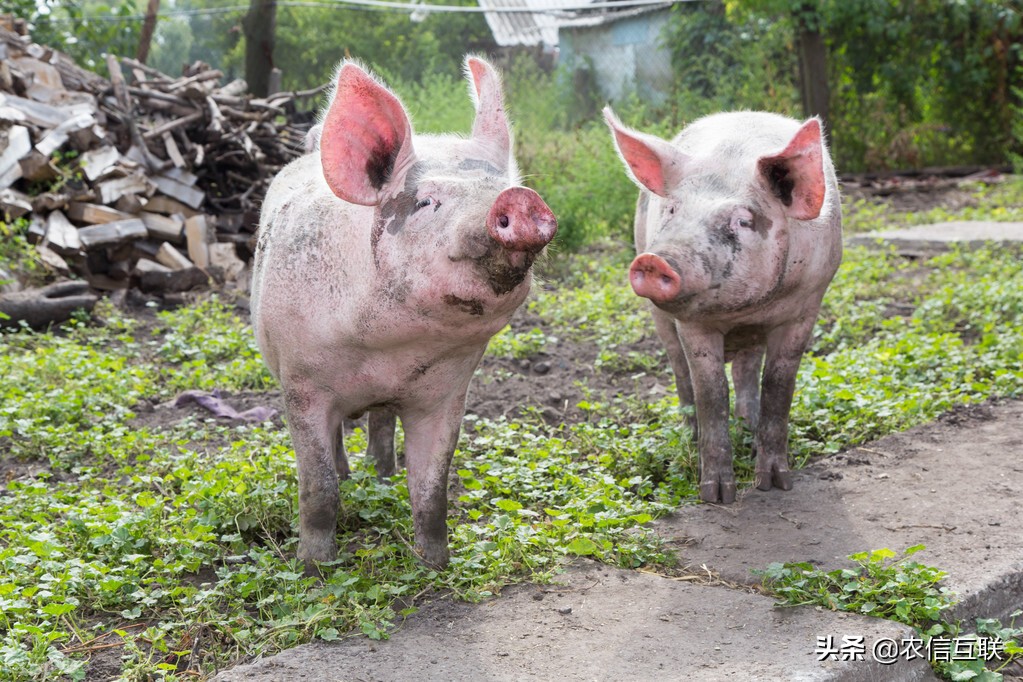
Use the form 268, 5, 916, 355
0, 178, 1022, 679
760, 546, 1023, 680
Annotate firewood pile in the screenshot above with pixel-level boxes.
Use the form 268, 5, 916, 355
0, 19, 321, 296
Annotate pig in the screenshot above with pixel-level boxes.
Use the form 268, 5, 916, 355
603, 108, 842, 504
251, 57, 557, 568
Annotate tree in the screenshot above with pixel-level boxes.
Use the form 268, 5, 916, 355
243, 0, 276, 96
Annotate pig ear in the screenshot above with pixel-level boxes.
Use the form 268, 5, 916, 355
320, 61, 416, 206
757, 118, 826, 221
465, 56, 512, 172
603, 107, 687, 197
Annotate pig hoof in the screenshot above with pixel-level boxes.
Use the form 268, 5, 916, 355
699, 479, 736, 504
755, 468, 793, 492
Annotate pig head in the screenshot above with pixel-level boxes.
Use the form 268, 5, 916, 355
251, 57, 556, 568
604, 109, 842, 504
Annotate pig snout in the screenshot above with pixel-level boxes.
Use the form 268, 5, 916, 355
630, 253, 682, 304
487, 187, 558, 253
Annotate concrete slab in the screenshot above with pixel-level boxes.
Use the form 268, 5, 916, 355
214, 562, 936, 682
656, 400, 1023, 624
213, 401, 1023, 681
848, 220, 1023, 253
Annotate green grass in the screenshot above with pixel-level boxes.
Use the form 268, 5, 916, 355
1, 178, 1022, 679
759, 547, 1023, 680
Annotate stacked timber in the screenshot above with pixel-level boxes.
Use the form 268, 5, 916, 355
0, 19, 320, 294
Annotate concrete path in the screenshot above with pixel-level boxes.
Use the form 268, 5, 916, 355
214, 400, 1023, 681
848, 220, 1023, 254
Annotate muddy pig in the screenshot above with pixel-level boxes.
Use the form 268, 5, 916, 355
251, 57, 557, 568
603, 109, 841, 504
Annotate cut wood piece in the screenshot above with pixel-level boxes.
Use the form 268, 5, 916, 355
27, 213, 47, 243
0, 124, 30, 188
0, 187, 32, 220
78, 218, 147, 250
184, 214, 211, 268
152, 175, 204, 209
208, 242, 245, 282
66, 202, 134, 225
0, 92, 93, 128
10, 56, 64, 103
142, 195, 199, 218
140, 211, 184, 243
97, 170, 152, 205
36, 244, 70, 275
161, 166, 199, 186
162, 131, 185, 167
79, 145, 123, 181
18, 149, 59, 182
134, 260, 209, 293
156, 242, 192, 270
35, 111, 97, 156
114, 194, 145, 214
45, 210, 82, 255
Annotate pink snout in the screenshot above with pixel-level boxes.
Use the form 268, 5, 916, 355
630, 253, 682, 304
487, 187, 558, 253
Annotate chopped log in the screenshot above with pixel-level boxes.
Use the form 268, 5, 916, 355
152, 174, 204, 209
67, 202, 134, 225
156, 242, 192, 270
97, 170, 152, 205
0, 124, 31, 189
0, 187, 32, 219
184, 214, 211, 268
18, 149, 59, 182
10, 56, 64, 103
115, 193, 145, 214
36, 244, 70, 275
143, 194, 199, 218
0, 93, 94, 129
140, 211, 184, 243
79, 146, 125, 182
27, 213, 46, 243
45, 210, 82, 255
209, 242, 245, 282
134, 259, 209, 293
78, 218, 148, 250
35, 111, 97, 156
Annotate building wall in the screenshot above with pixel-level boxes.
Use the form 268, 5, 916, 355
559, 9, 673, 105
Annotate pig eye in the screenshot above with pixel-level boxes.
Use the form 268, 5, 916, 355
731, 209, 756, 230
414, 197, 433, 211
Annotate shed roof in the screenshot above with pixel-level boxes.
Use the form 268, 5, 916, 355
478, 0, 675, 48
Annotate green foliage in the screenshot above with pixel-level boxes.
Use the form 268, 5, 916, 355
759, 547, 1023, 680
18, 0, 143, 72
0, 219, 48, 287
664, 1, 801, 122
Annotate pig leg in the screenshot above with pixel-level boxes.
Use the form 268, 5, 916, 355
399, 398, 465, 568
754, 319, 815, 492
367, 410, 398, 478
285, 385, 346, 563
678, 326, 734, 504
651, 307, 697, 436
731, 345, 764, 431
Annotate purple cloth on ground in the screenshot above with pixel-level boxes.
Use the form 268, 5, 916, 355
173, 390, 277, 423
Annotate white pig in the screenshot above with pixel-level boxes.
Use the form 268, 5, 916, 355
604, 108, 841, 504
252, 57, 557, 567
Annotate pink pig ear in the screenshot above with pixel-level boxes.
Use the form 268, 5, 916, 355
603, 107, 687, 197
757, 118, 826, 221
320, 61, 416, 206
465, 56, 511, 172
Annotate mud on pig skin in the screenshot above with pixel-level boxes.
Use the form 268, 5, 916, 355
604, 108, 842, 505
251, 56, 556, 569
